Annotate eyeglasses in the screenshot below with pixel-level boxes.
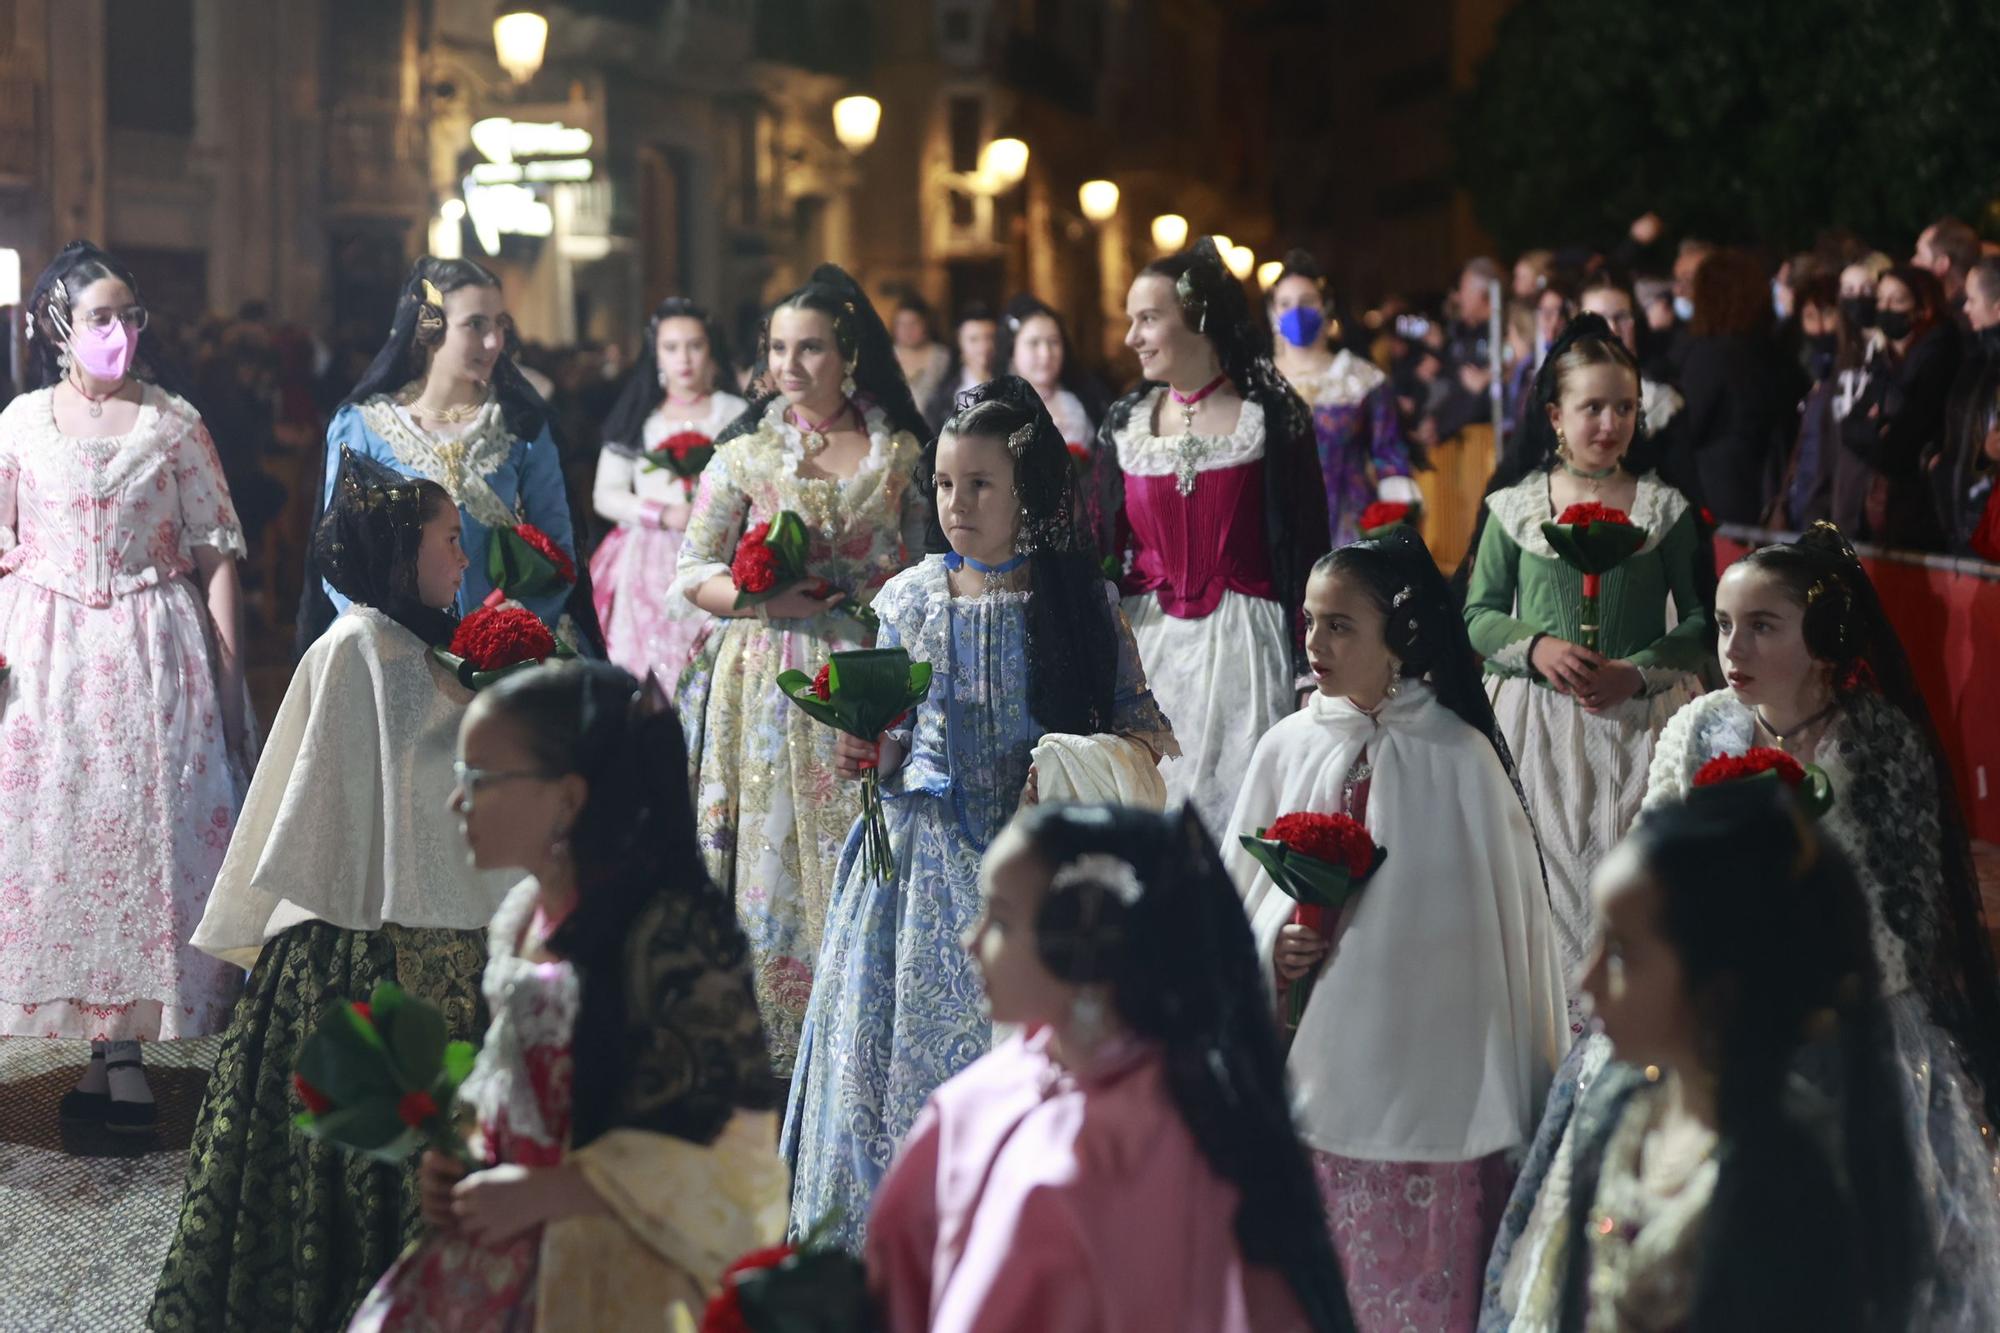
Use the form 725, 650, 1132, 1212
451, 761, 554, 804
76, 306, 149, 334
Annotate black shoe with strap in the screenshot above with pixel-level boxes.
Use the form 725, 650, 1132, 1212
103, 1055, 158, 1137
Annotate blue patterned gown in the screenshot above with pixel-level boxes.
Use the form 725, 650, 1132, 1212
780, 555, 1175, 1250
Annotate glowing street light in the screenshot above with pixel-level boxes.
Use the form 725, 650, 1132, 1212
832, 96, 882, 154
1225, 245, 1255, 281
1151, 213, 1188, 252
977, 137, 1030, 192
1078, 179, 1120, 224
1257, 259, 1285, 289
492, 2, 550, 84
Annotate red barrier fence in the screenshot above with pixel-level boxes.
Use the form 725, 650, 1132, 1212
1715, 529, 2000, 842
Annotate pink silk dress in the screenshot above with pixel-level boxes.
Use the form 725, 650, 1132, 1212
0, 384, 248, 1039
867, 1029, 1308, 1333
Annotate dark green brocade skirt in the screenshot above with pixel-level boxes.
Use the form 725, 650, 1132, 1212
148, 920, 487, 1333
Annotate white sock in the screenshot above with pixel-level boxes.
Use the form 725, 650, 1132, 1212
104, 1040, 153, 1105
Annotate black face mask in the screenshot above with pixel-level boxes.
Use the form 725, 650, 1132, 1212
1805, 333, 1838, 381
1840, 296, 1877, 330
1876, 309, 1914, 341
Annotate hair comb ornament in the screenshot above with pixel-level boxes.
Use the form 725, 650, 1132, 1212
1391, 586, 1413, 609
1005, 421, 1035, 459
414, 278, 446, 341
1175, 269, 1208, 335
1052, 853, 1144, 907
45, 277, 73, 340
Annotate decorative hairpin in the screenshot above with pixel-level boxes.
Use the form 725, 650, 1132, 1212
1175, 270, 1208, 335
420, 279, 445, 307
1391, 586, 1413, 608
1005, 421, 1035, 458
45, 277, 72, 340
1051, 853, 1144, 907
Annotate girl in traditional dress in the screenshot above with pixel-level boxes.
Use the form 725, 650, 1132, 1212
589, 298, 747, 683
1460, 314, 1711, 1000
300, 257, 585, 648
1227, 529, 1567, 1333
1486, 523, 2000, 1330
0, 242, 251, 1131
671, 264, 930, 1072
1090, 237, 1330, 835
998, 294, 1101, 456
151, 450, 515, 1333
783, 377, 1177, 1247
1553, 791, 1925, 1332
350, 662, 788, 1331
1267, 250, 1422, 547
868, 802, 1356, 1333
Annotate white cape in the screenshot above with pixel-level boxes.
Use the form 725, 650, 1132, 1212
192, 607, 515, 967
1224, 683, 1568, 1162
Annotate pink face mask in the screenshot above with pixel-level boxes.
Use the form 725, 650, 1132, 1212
71, 319, 137, 381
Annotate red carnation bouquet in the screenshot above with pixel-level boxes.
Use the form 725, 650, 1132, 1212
1358, 500, 1422, 540
481, 521, 575, 612
731, 510, 877, 631
1239, 812, 1387, 1027
292, 981, 475, 1168
641, 429, 715, 499
1540, 503, 1648, 652
1692, 747, 1835, 820
699, 1216, 870, 1332
435, 603, 573, 690
778, 649, 932, 881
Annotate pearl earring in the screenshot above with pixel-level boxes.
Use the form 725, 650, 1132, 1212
841, 366, 858, 399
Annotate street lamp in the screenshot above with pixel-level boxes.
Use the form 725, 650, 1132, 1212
832, 95, 882, 154
1257, 259, 1284, 289
1225, 245, 1255, 281
977, 137, 1030, 192
1151, 213, 1188, 252
1078, 179, 1120, 224
493, 2, 550, 84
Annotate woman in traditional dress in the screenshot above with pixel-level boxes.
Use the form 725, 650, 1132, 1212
1486, 523, 2000, 1331
350, 661, 788, 1331
783, 377, 1177, 1247
1552, 790, 1925, 1332
589, 298, 746, 684
300, 257, 587, 649
868, 802, 1356, 1332
150, 451, 515, 1333
1266, 250, 1421, 547
1090, 237, 1329, 835
919, 302, 999, 431
998, 294, 1101, 457
0, 241, 251, 1131
1460, 314, 1711, 1004
1227, 529, 1567, 1333
671, 264, 929, 1072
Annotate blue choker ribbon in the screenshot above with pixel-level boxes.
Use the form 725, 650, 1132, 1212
943, 551, 1027, 575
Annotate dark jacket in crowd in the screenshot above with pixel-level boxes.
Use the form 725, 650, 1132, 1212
1930, 325, 2000, 553
1674, 332, 1801, 524
1429, 318, 1495, 441
1839, 321, 1962, 550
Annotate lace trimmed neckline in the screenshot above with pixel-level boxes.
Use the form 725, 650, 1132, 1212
1487, 470, 1688, 558
40, 381, 165, 446
1114, 386, 1267, 488
762, 394, 897, 486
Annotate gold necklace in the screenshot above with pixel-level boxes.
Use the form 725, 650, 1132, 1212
1753, 697, 1840, 747
398, 382, 488, 425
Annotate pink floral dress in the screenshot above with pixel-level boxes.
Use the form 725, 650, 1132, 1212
349, 882, 580, 1331
0, 384, 248, 1040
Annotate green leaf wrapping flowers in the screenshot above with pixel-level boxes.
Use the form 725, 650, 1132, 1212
1539, 504, 1648, 653
485, 522, 576, 606
776, 649, 933, 882
1691, 747, 1836, 822
1239, 815, 1386, 1029
292, 981, 477, 1168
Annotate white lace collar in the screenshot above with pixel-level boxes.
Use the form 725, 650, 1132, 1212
909, 552, 1033, 608
1485, 470, 1689, 559
13, 383, 191, 495
1113, 386, 1267, 488
646, 391, 748, 444
355, 394, 520, 529
760, 393, 896, 486
1283, 350, 1387, 408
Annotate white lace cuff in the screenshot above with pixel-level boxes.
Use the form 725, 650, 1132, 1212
1489, 634, 1537, 674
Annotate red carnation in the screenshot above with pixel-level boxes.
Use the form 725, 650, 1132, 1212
397, 1090, 439, 1128
1698, 506, 1718, 529
512, 523, 575, 585
1693, 748, 1807, 789
1264, 812, 1376, 879
700, 1244, 798, 1333
351, 1002, 373, 1027
812, 664, 832, 700
661, 429, 712, 461
1067, 443, 1092, 465
1359, 501, 1415, 532
731, 523, 781, 594
450, 605, 559, 672
293, 1073, 333, 1116
1553, 502, 1632, 527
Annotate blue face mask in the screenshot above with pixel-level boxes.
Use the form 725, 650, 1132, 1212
1673, 295, 1695, 323
1277, 306, 1326, 348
